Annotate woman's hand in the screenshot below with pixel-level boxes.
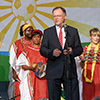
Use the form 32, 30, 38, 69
12, 68, 19, 81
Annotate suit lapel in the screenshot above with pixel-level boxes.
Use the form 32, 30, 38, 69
52, 25, 62, 48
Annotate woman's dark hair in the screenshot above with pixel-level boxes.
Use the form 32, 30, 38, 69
19, 24, 26, 36
52, 7, 66, 14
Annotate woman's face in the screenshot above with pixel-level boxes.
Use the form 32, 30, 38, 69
90, 32, 100, 45
25, 27, 33, 38
32, 34, 41, 45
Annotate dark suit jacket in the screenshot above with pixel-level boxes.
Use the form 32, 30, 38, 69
40, 25, 83, 79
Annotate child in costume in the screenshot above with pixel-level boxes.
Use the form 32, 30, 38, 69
80, 28, 100, 100
16, 29, 48, 100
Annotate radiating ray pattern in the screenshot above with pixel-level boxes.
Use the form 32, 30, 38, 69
0, 0, 100, 51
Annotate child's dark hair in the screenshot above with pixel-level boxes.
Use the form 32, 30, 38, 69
31, 30, 42, 37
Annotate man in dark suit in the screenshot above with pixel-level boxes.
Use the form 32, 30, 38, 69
40, 7, 83, 100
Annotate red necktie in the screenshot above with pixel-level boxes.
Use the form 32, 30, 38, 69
59, 26, 63, 47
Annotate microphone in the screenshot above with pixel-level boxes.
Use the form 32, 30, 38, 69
61, 23, 67, 38
61, 23, 67, 27
62, 23, 71, 64
61, 23, 67, 28
64, 24, 67, 34
61, 23, 70, 79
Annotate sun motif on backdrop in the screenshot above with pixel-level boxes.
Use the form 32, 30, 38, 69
0, 0, 100, 51
0, 0, 50, 50
12, 0, 36, 21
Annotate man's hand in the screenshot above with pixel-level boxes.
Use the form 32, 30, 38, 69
63, 47, 72, 55
53, 49, 62, 57
68, 47, 72, 54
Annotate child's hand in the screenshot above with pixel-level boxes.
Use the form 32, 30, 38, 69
79, 54, 84, 68
79, 54, 84, 61
32, 62, 38, 71
80, 61, 84, 68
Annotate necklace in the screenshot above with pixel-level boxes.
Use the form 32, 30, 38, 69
84, 43, 99, 83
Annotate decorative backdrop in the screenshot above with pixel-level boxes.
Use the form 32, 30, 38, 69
0, 0, 100, 81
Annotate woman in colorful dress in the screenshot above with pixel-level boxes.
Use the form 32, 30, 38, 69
8, 23, 33, 100
16, 29, 48, 100
80, 28, 100, 100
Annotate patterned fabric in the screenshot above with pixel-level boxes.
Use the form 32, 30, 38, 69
82, 44, 100, 100
33, 62, 46, 78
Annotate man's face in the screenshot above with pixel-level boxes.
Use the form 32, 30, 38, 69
52, 8, 67, 26
25, 27, 33, 38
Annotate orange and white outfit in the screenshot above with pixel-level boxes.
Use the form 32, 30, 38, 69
8, 37, 33, 99
16, 45, 48, 100
8, 23, 33, 100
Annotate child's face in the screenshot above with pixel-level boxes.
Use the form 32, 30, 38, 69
90, 32, 100, 45
32, 34, 41, 45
